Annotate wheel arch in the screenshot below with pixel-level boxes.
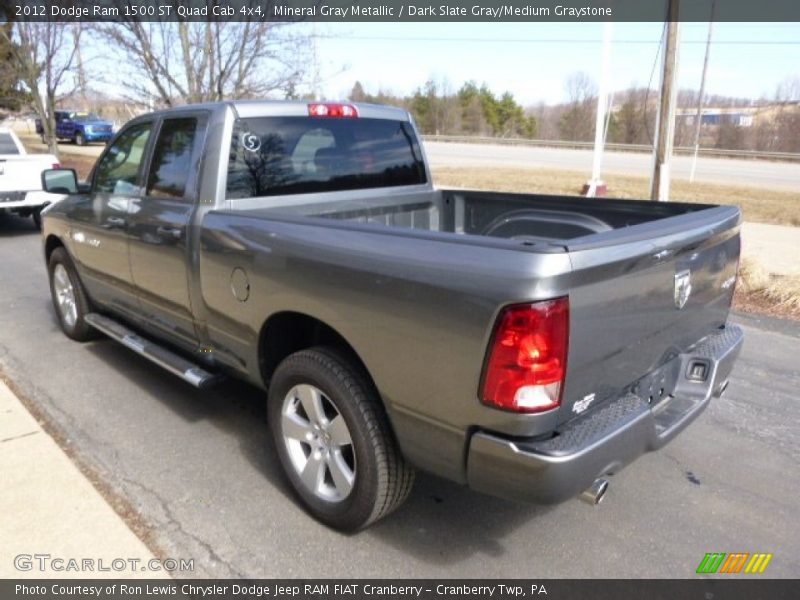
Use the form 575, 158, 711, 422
258, 311, 379, 399
44, 234, 65, 263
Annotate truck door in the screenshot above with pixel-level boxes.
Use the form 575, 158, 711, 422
67, 119, 154, 317
126, 114, 207, 347
57, 112, 74, 140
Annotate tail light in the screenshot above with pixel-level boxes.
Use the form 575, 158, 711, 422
480, 297, 569, 413
308, 103, 358, 118
52, 163, 61, 169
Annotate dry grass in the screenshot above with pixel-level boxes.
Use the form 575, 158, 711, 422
734, 259, 800, 320
432, 166, 800, 227
58, 155, 97, 179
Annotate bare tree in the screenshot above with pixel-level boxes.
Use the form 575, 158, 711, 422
72, 22, 89, 110
1, 23, 81, 155
95, 16, 311, 107
772, 76, 800, 152
559, 72, 596, 141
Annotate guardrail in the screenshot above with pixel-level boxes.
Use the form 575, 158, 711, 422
422, 135, 800, 162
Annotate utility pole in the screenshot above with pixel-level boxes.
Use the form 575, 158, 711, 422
689, 0, 716, 183
650, 0, 681, 202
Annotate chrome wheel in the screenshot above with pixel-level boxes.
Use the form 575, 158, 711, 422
281, 383, 355, 502
53, 263, 78, 328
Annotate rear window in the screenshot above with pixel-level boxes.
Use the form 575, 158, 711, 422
0, 133, 20, 154
226, 117, 426, 199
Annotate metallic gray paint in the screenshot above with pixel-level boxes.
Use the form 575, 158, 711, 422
41, 101, 744, 496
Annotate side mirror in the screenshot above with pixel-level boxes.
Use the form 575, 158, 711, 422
41, 168, 79, 195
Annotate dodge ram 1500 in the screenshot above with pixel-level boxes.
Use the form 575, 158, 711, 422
40, 101, 744, 530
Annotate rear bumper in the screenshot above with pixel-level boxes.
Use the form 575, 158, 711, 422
467, 324, 744, 504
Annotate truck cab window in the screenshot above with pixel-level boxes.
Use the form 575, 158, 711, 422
0, 133, 21, 154
94, 122, 152, 195
146, 118, 198, 199
226, 117, 427, 199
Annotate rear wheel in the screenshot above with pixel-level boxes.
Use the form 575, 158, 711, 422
268, 347, 414, 531
75, 132, 86, 146
32, 209, 42, 230
47, 247, 95, 341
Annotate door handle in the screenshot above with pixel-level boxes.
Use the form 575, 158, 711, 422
156, 225, 183, 240
103, 216, 126, 229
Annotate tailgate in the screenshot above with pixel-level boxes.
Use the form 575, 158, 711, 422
559, 206, 741, 424
0, 156, 54, 193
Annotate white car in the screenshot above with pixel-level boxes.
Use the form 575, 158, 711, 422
0, 127, 61, 229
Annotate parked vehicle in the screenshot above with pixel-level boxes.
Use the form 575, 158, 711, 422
40, 101, 744, 530
0, 128, 60, 229
36, 110, 114, 146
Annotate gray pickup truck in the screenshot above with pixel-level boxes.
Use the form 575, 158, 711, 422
40, 101, 743, 531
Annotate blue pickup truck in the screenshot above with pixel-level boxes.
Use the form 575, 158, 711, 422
36, 110, 114, 146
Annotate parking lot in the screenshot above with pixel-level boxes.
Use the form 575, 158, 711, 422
1, 213, 799, 578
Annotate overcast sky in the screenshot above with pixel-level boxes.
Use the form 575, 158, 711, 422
311, 22, 800, 105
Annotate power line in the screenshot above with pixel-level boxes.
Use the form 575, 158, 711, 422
335, 35, 800, 45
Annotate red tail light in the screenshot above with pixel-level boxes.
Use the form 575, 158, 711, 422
480, 298, 569, 413
52, 163, 61, 169
308, 103, 358, 118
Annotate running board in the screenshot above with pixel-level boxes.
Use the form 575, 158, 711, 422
84, 313, 220, 389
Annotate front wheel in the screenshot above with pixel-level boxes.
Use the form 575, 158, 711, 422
268, 347, 414, 531
47, 247, 95, 341
75, 133, 86, 146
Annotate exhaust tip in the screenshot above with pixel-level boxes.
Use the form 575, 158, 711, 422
579, 478, 609, 505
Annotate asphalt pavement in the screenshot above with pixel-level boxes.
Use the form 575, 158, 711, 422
1, 213, 798, 578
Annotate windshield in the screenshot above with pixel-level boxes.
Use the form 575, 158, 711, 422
226, 117, 427, 199
0, 132, 21, 154
71, 112, 101, 122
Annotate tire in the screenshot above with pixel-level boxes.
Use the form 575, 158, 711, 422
47, 247, 95, 341
32, 209, 42, 230
268, 347, 414, 531
75, 133, 86, 146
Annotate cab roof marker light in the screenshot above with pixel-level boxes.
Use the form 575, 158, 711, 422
308, 103, 359, 118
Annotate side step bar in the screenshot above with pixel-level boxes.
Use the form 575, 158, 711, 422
85, 313, 220, 389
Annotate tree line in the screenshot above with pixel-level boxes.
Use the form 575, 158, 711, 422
351, 79, 538, 139
354, 72, 800, 154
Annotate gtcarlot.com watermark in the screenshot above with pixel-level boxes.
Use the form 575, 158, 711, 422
14, 553, 194, 573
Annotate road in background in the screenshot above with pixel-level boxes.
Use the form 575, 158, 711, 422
1, 214, 799, 578
8, 123, 799, 192
425, 141, 800, 190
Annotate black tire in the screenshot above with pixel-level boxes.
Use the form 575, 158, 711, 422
268, 347, 414, 531
47, 247, 96, 341
75, 133, 86, 146
32, 209, 42, 230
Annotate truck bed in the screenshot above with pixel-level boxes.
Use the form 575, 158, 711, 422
227, 187, 740, 427
237, 187, 726, 249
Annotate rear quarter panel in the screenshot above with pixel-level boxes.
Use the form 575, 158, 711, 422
197, 212, 573, 482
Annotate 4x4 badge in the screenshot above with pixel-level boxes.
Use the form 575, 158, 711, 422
674, 269, 692, 309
